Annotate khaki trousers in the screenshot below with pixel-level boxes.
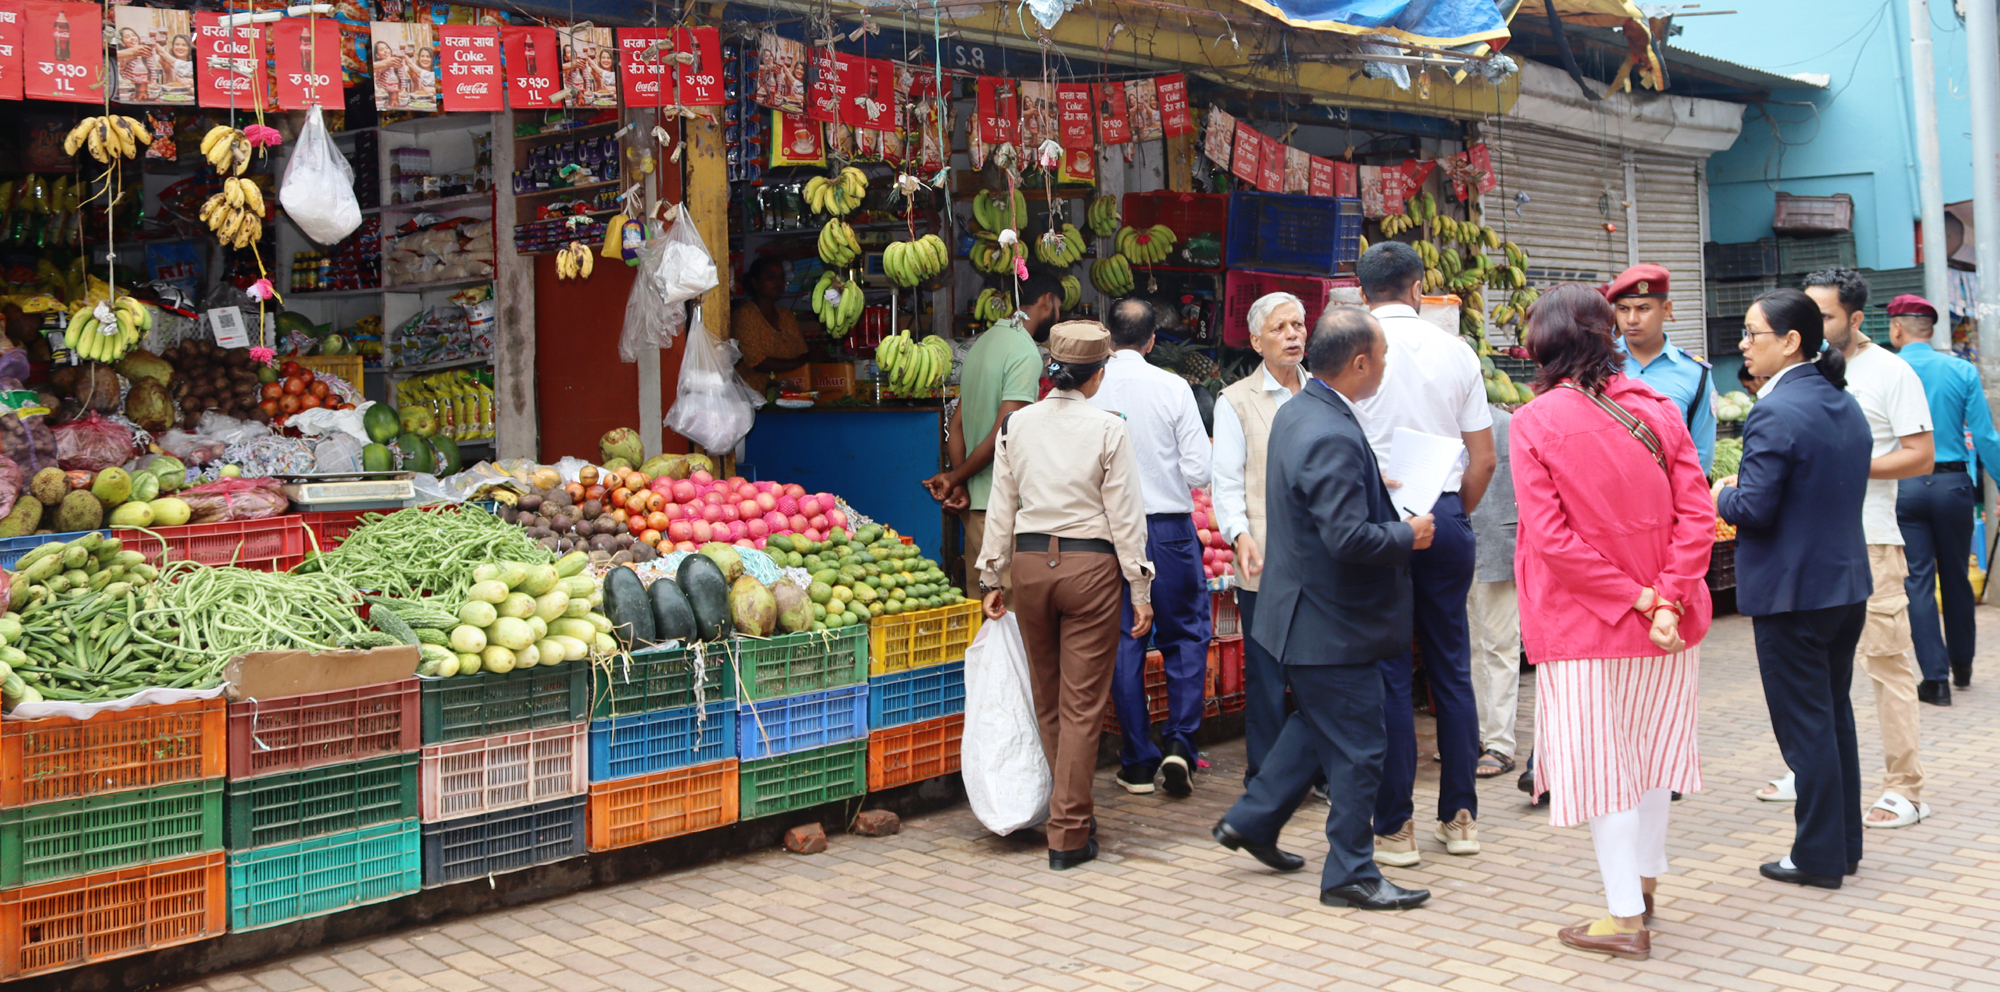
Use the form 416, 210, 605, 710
1467, 579, 1521, 757
1012, 547, 1122, 852
961, 510, 1013, 599
1860, 544, 1925, 802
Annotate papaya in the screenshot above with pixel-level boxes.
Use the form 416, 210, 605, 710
429, 435, 463, 476
363, 403, 402, 444
361, 443, 394, 472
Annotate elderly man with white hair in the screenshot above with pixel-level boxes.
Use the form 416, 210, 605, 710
1213, 291, 1310, 781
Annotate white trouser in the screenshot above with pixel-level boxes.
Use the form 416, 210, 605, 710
1467, 579, 1521, 756
1588, 787, 1672, 919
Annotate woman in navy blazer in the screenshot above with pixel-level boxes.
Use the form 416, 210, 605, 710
1714, 288, 1873, 890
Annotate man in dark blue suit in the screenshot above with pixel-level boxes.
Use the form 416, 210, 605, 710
1211, 306, 1436, 910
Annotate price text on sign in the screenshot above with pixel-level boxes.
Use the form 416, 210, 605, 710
0, 0, 24, 102
24, 0, 98, 102
438, 24, 502, 111
194, 12, 266, 109
675, 26, 724, 106
273, 18, 342, 109
1156, 73, 1192, 137
976, 75, 1016, 145
502, 25, 560, 109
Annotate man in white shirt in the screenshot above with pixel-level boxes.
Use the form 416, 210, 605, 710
1353, 241, 1497, 867
1090, 298, 1214, 797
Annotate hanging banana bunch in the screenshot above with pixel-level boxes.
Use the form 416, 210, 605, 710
968, 234, 1026, 276
883, 234, 949, 288
1033, 223, 1086, 268
1089, 255, 1134, 296
970, 188, 1028, 234
804, 167, 868, 216
971, 287, 1016, 325
199, 125, 253, 176
811, 269, 864, 336
1115, 224, 1176, 266
64, 116, 153, 165
1086, 195, 1120, 238
555, 241, 595, 280
874, 329, 954, 397
1060, 274, 1082, 310
199, 177, 267, 250
64, 296, 152, 363
818, 219, 860, 268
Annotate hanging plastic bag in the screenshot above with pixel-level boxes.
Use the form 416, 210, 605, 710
960, 613, 1051, 835
619, 234, 681, 363
652, 203, 719, 308
280, 106, 363, 246
663, 311, 762, 454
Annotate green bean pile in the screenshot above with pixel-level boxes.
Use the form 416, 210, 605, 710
308, 505, 554, 602
134, 561, 372, 671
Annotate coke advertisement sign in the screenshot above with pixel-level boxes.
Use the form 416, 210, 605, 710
272, 17, 342, 109
0, 0, 23, 103
194, 12, 267, 110
502, 25, 559, 109
26, 0, 101, 103
437, 25, 500, 112
675, 26, 723, 106
616, 27, 670, 106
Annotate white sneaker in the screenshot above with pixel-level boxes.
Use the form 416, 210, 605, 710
1434, 809, 1480, 856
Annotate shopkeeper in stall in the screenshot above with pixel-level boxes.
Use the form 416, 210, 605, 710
732, 257, 810, 392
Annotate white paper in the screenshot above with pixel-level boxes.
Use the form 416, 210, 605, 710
1384, 426, 1465, 518
207, 306, 250, 348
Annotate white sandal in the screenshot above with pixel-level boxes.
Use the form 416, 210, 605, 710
1755, 772, 1797, 803
1865, 791, 1931, 829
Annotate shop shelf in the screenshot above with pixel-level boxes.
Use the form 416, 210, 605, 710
227, 679, 422, 781
1219, 269, 1349, 347
419, 795, 585, 888
738, 740, 866, 820
1704, 239, 1778, 280
0, 530, 108, 570
1706, 277, 1776, 320
0, 778, 223, 887
1, 696, 226, 807
1862, 267, 1927, 311
866, 714, 963, 792
1210, 591, 1240, 639
867, 600, 981, 677
0, 850, 227, 980
590, 642, 735, 720
1213, 637, 1245, 697
587, 700, 736, 782
585, 759, 738, 851
1708, 539, 1737, 592
226, 819, 422, 931
867, 663, 965, 729
224, 753, 421, 849
1103, 650, 1168, 735
734, 626, 869, 701
293, 354, 365, 384
1224, 192, 1363, 278
1123, 191, 1231, 268
1772, 192, 1853, 235
738, 685, 870, 761
114, 517, 311, 572
1777, 232, 1856, 275
419, 663, 589, 744
418, 722, 588, 822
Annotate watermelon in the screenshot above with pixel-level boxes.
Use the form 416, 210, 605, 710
274, 311, 318, 338
361, 443, 394, 472
363, 403, 401, 443
429, 435, 462, 476
676, 554, 731, 641
396, 432, 432, 473
601, 566, 656, 649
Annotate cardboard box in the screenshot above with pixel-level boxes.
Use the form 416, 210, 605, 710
811, 363, 855, 400
223, 645, 420, 701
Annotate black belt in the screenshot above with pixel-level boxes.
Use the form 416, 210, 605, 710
1934, 462, 1967, 474
1016, 534, 1116, 555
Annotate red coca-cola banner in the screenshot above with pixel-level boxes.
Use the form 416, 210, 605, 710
0, 0, 24, 103
1056, 83, 1092, 150
1230, 121, 1261, 185
616, 26, 670, 106
194, 12, 264, 110
843, 56, 895, 131
1094, 83, 1129, 145
435, 24, 501, 111
676, 26, 724, 106
26, 0, 99, 103
976, 75, 1016, 145
805, 47, 843, 123
272, 18, 342, 109
1334, 160, 1359, 198
1156, 73, 1191, 137
1257, 132, 1285, 192
502, 25, 560, 109
1308, 155, 1335, 198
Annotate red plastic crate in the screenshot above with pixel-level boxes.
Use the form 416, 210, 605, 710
115, 517, 312, 572
0, 850, 227, 979
298, 509, 371, 552
1, 697, 227, 808
419, 722, 589, 822
1213, 637, 1244, 697
1102, 651, 1168, 735
1220, 269, 1354, 346
1219, 692, 1245, 714
1210, 592, 1241, 639
1123, 191, 1230, 262
227, 679, 422, 781
867, 714, 963, 792
586, 759, 738, 851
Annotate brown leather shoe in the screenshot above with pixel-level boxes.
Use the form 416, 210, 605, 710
1559, 922, 1650, 961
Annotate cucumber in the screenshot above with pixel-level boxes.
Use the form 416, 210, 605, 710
647, 577, 698, 644
601, 566, 655, 649
675, 553, 731, 641
554, 551, 588, 577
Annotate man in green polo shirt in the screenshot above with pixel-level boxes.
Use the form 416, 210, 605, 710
925, 272, 1066, 596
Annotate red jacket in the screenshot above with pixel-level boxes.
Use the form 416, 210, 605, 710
1510, 372, 1714, 663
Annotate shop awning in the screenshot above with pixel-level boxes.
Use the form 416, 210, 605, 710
1218, 0, 1650, 48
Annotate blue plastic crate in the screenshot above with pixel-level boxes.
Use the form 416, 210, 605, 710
867, 662, 965, 730
0, 531, 109, 570
419, 794, 585, 888
737, 685, 869, 761
587, 700, 736, 782
226, 819, 422, 931
1224, 193, 1363, 277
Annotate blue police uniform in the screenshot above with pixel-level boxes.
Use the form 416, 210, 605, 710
1603, 264, 1716, 474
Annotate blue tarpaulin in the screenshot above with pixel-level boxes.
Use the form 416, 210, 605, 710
1227, 0, 1511, 45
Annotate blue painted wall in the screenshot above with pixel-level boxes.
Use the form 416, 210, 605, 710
1680, 1, 1976, 270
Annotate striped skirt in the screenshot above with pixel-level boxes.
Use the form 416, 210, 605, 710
1533, 647, 1703, 828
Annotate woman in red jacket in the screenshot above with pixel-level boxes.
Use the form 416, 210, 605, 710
1512, 284, 1714, 962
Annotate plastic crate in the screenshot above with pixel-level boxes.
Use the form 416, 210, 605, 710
1773, 192, 1853, 234
1210, 592, 1241, 639
1122, 191, 1231, 268
1707, 539, 1737, 592
734, 626, 869, 701
585, 759, 738, 851
419, 663, 589, 744
1707, 317, 1745, 356
294, 354, 365, 385
1, 696, 226, 807
1224, 192, 1363, 277
297, 509, 374, 551
114, 517, 311, 572
418, 722, 588, 822
590, 642, 734, 720
1219, 269, 1348, 347
1706, 277, 1776, 320
1489, 355, 1538, 383
1102, 651, 1168, 735
738, 740, 866, 820
1704, 239, 1778, 280
419, 794, 585, 888
224, 752, 421, 849
227, 679, 422, 781
0, 530, 108, 570
1213, 637, 1245, 697
1862, 267, 1927, 311
0, 778, 223, 888
866, 714, 963, 792
738, 685, 869, 761
0, 850, 227, 980
226, 819, 422, 931
867, 662, 965, 729
587, 700, 736, 782
867, 600, 981, 677
1777, 232, 1856, 275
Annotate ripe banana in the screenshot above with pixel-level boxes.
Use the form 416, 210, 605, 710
200, 125, 252, 176
200, 178, 271, 249
65, 116, 154, 164
818, 220, 859, 267
804, 167, 869, 216
555, 241, 595, 280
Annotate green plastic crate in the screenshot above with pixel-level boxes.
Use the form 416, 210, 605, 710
224, 753, 421, 850
419, 664, 589, 744
738, 740, 866, 820
734, 627, 869, 702
0, 778, 224, 888
227, 819, 422, 931
591, 644, 735, 720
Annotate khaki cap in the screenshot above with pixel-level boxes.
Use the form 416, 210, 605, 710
1047, 320, 1112, 364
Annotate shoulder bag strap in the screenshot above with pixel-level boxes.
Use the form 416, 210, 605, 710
1559, 381, 1668, 475
1687, 364, 1709, 431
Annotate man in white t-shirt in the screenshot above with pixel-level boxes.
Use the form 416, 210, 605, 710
1763, 269, 1935, 829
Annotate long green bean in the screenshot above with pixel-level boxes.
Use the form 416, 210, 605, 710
307, 505, 552, 602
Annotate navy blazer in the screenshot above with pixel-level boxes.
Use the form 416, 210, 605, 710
1716, 362, 1873, 616
1251, 379, 1415, 664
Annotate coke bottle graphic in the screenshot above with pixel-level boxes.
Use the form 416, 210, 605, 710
521, 33, 536, 76
53, 11, 70, 61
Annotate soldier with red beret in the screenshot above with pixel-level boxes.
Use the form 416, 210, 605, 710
1604, 264, 1716, 474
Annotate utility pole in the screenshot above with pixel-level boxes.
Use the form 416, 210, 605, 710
1971, 0, 2000, 389
1910, 0, 1951, 344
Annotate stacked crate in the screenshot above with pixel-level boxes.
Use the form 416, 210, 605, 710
737, 628, 872, 820
224, 678, 424, 930
416, 667, 589, 887
865, 602, 980, 791
585, 643, 739, 851
0, 699, 230, 979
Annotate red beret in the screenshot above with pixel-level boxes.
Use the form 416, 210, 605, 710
1886, 294, 1938, 319
1602, 264, 1671, 300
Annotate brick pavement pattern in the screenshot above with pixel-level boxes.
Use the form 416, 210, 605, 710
176, 611, 2000, 992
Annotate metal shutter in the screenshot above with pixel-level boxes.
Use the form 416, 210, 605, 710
1633, 150, 1710, 356
1480, 122, 1628, 345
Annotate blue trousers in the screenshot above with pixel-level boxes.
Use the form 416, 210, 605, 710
1114, 514, 1211, 770
1753, 603, 1866, 878
1236, 588, 1285, 782
1897, 472, 1979, 682
1375, 492, 1479, 835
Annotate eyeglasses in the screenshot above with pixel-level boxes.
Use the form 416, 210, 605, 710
1739, 328, 1782, 342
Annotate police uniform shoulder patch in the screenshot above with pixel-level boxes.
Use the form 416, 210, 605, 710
1691, 354, 1712, 369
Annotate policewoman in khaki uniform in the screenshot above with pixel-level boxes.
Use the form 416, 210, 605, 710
978, 321, 1155, 870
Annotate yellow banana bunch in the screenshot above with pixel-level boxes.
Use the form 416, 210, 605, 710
65, 297, 151, 363
1504, 241, 1529, 270
1115, 224, 1176, 266
1060, 275, 1082, 310
555, 241, 595, 279
818, 219, 860, 267
64, 116, 153, 165
803, 166, 868, 216
1090, 255, 1134, 296
811, 269, 864, 336
198, 177, 268, 249
1379, 212, 1414, 237
882, 234, 949, 288
970, 239, 1026, 275
875, 329, 954, 397
1086, 195, 1121, 238
971, 288, 1016, 325
199, 125, 252, 176
1034, 223, 1086, 268
971, 189, 1028, 233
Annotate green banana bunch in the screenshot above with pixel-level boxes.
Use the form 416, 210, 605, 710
1115, 224, 1176, 266
67, 297, 150, 363
810, 270, 865, 337
875, 329, 956, 397
1086, 195, 1121, 238
1090, 255, 1133, 296
883, 234, 950, 288
971, 287, 1017, 325
1034, 223, 1087, 268
818, 220, 860, 268
971, 189, 1028, 233
970, 239, 1026, 275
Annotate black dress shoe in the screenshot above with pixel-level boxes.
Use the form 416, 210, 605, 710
1848, 860, 1860, 875
1160, 741, 1194, 798
1213, 818, 1305, 873
1953, 662, 1972, 689
1320, 877, 1430, 910
1759, 861, 1841, 889
1049, 839, 1098, 870
1918, 679, 1953, 706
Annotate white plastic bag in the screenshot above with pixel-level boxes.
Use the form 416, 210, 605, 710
652, 203, 719, 307
664, 311, 763, 454
280, 106, 363, 245
959, 612, 1051, 835
619, 235, 682, 362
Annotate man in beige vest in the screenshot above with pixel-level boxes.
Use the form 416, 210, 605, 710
1213, 292, 1308, 780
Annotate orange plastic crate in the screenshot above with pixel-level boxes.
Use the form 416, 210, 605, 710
227, 680, 422, 781
586, 759, 739, 851
1210, 637, 1244, 697
866, 714, 963, 792
114, 517, 311, 572
1102, 651, 1168, 735
0, 698, 227, 808
0, 850, 227, 979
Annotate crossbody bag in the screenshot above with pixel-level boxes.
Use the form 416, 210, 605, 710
1559, 381, 1668, 476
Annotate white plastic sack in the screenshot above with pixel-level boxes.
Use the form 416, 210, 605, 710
280, 106, 363, 245
959, 613, 1051, 835
619, 234, 682, 362
652, 203, 719, 308
663, 311, 763, 453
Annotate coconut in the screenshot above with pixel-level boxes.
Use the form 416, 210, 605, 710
124, 378, 175, 433
698, 541, 744, 583
729, 575, 779, 637
773, 581, 812, 633
600, 428, 643, 466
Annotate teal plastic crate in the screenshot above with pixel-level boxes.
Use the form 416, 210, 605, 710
738, 741, 866, 820
420, 664, 589, 744
226, 819, 422, 931
224, 753, 420, 850
0, 778, 224, 887
590, 643, 735, 720
734, 627, 869, 702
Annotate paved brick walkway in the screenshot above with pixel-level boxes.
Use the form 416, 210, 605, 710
179, 610, 2000, 992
